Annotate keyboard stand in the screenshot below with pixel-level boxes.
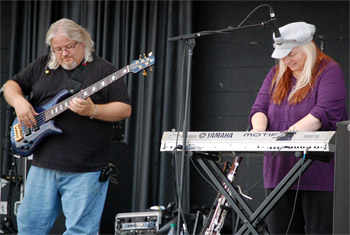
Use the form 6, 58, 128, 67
194, 153, 313, 235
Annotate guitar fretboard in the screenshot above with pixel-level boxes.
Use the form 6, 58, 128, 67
41, 65, 130, 122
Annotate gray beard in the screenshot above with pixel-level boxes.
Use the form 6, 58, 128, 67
62, 60, 78, 70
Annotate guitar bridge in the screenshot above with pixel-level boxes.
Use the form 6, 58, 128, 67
13, 124, 24, 142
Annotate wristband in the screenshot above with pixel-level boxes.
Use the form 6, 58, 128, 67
90, 104, 98, 119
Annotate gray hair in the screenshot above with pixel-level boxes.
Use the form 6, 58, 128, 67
46, 18, 94, 69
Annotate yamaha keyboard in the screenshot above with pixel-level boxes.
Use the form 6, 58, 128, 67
160, 131, 336, 152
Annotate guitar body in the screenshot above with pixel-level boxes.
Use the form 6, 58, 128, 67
10, 89, 70, 157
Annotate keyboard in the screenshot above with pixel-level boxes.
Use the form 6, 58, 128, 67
160, 131, 336, 152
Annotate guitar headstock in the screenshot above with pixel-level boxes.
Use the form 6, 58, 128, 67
130, 52, 155, 75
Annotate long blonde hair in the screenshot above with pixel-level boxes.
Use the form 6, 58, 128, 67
45, 18, 94, 69
271, 41, 333, 104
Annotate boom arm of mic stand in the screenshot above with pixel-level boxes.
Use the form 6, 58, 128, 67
168, 21, 270, 42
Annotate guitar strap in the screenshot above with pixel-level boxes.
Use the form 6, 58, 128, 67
68, 62, 90, 94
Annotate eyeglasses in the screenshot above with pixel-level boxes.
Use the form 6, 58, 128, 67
52, 41, 78, 54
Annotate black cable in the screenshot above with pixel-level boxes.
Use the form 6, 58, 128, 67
1, 107, 15, 161
1, 135, 13, 162
196, 4, 272, 36
188, 154, 220, 194
169, 40, 190, 233
15, 177, 23, 195
285, 153, 305, 235
242, 147, 287, 195
172, 39, 188, 206
236, 4, 272, 28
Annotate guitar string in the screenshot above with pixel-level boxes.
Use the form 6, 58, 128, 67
20, 73, 115, 133
21, 75, 112, 131
18, 62, 143, 133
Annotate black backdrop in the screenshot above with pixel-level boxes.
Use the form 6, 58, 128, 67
0, 0, 193, 232
1, 0, 349, 234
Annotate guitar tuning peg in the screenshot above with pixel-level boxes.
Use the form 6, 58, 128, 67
142, 69, 148, 76
143, 53, 146, 58
148, 52, 153, 56
139, 54, 142, 59
150, 66, 153, 73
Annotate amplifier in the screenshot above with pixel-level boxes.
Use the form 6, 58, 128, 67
115, 211, 162, 234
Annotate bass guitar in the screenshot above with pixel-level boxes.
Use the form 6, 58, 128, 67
10, 53, 155, 157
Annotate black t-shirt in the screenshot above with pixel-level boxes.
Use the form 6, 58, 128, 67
11, 55, 131, 172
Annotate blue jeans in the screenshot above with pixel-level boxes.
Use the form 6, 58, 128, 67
17, 166, 109, 234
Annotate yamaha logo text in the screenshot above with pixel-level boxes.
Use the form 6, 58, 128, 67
199, 132, 234, 139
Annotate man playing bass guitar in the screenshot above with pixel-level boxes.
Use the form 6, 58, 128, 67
3, 18, 132, 234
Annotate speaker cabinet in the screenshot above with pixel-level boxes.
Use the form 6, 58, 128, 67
333, 120, 350, 234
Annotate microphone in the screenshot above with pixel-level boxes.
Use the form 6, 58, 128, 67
269, 7, 283, 45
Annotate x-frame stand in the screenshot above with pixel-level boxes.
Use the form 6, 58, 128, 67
193, 153, 313, 235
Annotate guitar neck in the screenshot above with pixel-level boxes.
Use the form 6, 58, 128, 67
42, 65, 130, 121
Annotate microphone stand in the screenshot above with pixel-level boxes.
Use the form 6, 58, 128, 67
168, 20, 272, 235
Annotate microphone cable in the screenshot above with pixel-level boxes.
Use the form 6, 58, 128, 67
236, 4, 272, 28
192, 4, 273, 38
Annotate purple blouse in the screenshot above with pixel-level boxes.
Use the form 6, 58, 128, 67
249, 60, 348, 191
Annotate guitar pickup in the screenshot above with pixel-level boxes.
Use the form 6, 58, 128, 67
23, 125, 31, 136
33, 124, 39, 132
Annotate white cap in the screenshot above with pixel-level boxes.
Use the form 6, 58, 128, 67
271, 22, 316, 59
